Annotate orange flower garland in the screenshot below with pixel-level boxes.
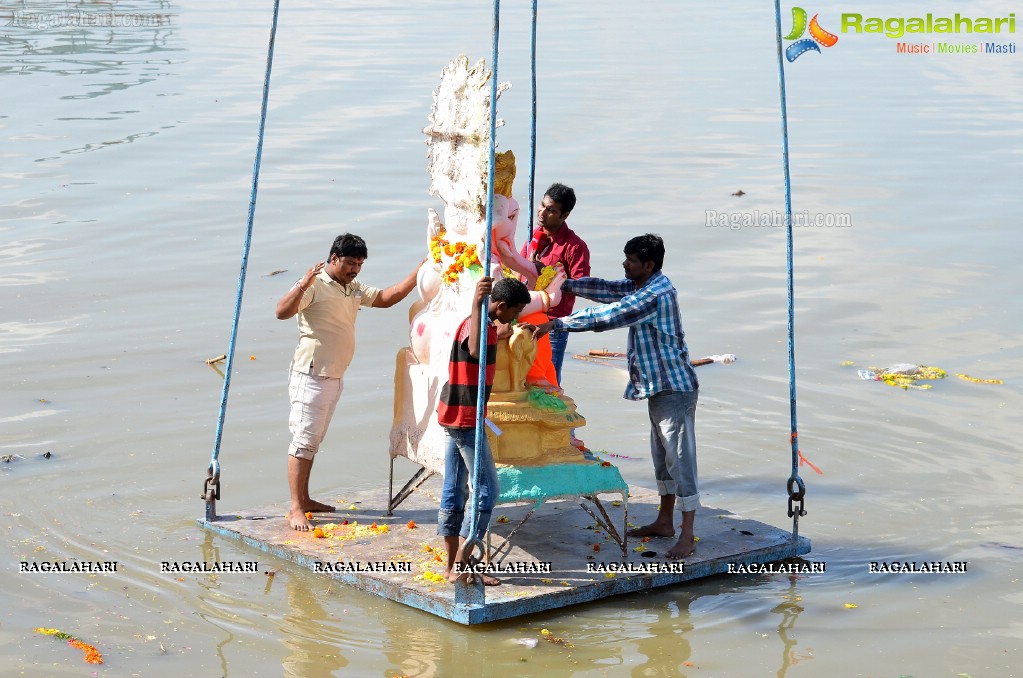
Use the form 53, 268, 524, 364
429, 227, 482, 286
34, 628, 103, 664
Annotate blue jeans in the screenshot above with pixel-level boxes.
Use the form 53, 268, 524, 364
648, 390, 700, 512
549, 329, 569, 385
438, 427, 499, 541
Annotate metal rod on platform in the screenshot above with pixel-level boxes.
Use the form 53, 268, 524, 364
772, 0, 806, 539
204, 0, 282, 522
461, 0, 503, 589
526, 0, 538, 239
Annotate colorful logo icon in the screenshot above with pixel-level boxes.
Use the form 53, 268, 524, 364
785, 7, 839, 61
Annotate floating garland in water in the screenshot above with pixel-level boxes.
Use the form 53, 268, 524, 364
855, 363, 1003, 390
34, 628, 103, 664
955, 373, 1003, 385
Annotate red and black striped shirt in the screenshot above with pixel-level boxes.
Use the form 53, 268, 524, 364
437, 317, 497, 429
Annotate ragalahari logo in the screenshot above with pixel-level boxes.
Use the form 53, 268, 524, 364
785, 7, 839, 61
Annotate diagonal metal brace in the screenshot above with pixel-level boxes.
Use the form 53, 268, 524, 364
387, 459, 434, 516
487, 503, 539, 564
578, 494, 629, 558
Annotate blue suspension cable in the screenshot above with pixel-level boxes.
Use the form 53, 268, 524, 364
526, 0, 538, 240
466, 0, 502, 556
204, 0, 282, 520
772, 0, 806, 539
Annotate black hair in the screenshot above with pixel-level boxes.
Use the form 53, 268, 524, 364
491, 277, 531, 307
329, 233, 368, 260
624, 234, 665, 272
544, 182, 576, 215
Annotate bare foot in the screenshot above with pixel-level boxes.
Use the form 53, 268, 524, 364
627, 521, 675, 538
665, 536, 696, 559
288, 508, 313, 531
302, 499, 335, 512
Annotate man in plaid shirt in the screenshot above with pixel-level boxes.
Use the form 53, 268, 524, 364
533, 234, 701, 558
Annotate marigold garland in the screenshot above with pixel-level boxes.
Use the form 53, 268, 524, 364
869, 365, 946, 390
307, 521, 391, 541
34, 628, 103, 664
429, 227, 483, 286
955, 373, 1003, 385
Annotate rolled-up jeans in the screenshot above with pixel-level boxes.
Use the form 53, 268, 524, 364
647, 389, 700, 512
437, 426, 499, 541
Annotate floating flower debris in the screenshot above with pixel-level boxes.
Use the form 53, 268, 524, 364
854, 362, 1002, 390
34, 628, 103, 664
955, 373, 1003, 384
540, 628, 573, 647
858, 364, 946, 389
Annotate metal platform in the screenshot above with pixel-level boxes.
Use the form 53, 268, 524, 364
198, 482, 809, 625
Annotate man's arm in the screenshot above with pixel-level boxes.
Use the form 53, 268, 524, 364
565, 276, 636, 304
276, 262, 323, 320
467, 277, 493, 360
535, 285, 657, 337
372, 259, 427, 308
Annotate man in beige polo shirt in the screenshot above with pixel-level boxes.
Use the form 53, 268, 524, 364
276, 233, 420, 531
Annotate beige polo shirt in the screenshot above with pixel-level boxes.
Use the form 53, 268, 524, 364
291, 270, 381, 378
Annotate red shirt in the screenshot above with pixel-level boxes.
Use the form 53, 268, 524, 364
521, 222, 591, 318
436, 317, 498, 429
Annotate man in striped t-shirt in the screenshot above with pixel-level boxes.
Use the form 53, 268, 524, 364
438, 276, 532, 585
534, 234, 701, 559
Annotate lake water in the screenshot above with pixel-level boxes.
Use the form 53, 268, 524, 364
2, 0, 1022, 675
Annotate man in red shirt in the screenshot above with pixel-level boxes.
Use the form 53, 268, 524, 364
522, 183, 590, 384
437, 276, 531, 585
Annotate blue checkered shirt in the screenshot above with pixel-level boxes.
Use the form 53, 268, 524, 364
554, 271, 699, 400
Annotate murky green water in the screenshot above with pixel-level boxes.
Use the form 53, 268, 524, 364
3, 1, 1021, 675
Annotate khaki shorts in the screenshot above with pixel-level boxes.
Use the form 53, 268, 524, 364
287, 368, 343, 460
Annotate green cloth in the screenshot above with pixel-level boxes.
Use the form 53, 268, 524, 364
526, 387, 568, 411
